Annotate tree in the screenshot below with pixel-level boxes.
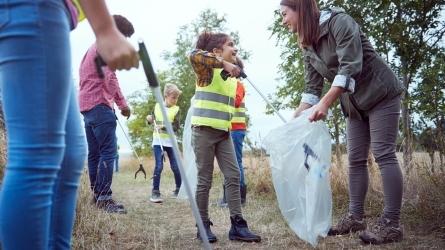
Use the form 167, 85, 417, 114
267, 3, 347, 167
358, 0, 445, 171
268, 0, 445, 171
127, 8, 251, 156
412, 50, 445, 171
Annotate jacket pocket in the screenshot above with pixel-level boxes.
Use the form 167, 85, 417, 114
350, 66, 387, 111
0, 0, 10, 30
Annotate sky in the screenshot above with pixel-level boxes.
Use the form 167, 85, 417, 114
70, 0, 296, 153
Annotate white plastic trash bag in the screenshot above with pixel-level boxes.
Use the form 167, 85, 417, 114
177, 96, 197, 199
262, 109, 332, 247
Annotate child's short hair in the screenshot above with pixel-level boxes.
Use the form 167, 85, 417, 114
164, 83, 182, 96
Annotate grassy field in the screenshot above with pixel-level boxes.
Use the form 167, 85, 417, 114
72, 153, 445, 249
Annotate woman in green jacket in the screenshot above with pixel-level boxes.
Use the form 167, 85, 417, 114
280, 0, 405, 245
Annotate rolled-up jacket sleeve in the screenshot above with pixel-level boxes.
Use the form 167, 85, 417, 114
302, 56, 323, 106
331, 14, 362, 93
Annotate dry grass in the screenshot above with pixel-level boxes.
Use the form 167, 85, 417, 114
72, 153, 445, 249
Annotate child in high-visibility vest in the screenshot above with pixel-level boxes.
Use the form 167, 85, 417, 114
189, 30, 261, 243
213, 57, 248, 208
146, 83, 182, 203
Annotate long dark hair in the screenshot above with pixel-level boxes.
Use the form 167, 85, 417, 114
280, 0, 320, 49
195, 30, 230, 52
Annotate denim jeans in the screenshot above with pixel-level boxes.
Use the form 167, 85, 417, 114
115, 154, 119, 172
82, 104, 117, 200
228, 130, 246, 187
0, 0, 87, 249
152, 145, 181, 191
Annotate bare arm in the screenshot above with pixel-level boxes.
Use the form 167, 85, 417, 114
78, 0, 139, 71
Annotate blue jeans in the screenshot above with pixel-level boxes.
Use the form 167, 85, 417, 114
115, 154, 119, 172
0, 0, 87, 249
82, 104, 117, 200
152, 145, 181, 191
228, 130, 246, 186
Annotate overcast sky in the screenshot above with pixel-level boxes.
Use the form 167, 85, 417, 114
70, 0, 295, 152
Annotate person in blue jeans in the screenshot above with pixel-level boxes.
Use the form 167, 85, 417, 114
0, 0, 139, 249
79, 15, 135, 214
146, 83, 182, 203
115, 140, 120, 172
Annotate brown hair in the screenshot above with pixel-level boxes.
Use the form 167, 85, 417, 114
280, 0, 320, 49
235, 56, 244, 70
195, 30, 230, 52
113, 15, 135, 38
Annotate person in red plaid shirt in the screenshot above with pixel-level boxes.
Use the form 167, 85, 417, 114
78, 15, 134, 214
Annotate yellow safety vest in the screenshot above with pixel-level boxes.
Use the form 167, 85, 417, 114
232, 83, 246, 124
191, 69, 237, 129
72, 0, 85, 22
152, 103, 179, 139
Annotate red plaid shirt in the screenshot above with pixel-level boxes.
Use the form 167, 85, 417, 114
78, 43, 128, 112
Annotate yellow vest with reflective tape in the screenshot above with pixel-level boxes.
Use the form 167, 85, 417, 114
152, 103, 179, 139
191, 69, 236, 129
71, 0, 85, 22
232, 83, 246, 124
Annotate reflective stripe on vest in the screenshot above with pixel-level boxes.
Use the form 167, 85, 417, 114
153, 103, 179, 139
191, 68, 236, 129
232, 83, 246, 123
232, 102, 246, 123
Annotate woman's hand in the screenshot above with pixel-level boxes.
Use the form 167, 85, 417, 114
79, 0, 139, 71
308, 103, 329, 122
292, 103, 312, 118
96, 30, 139, 71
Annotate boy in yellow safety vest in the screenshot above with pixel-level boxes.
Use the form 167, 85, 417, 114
146, 83, 182, 203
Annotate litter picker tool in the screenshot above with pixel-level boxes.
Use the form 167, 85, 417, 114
153, 119, 166, 162
95, 40, 212, 250
115, 114, 146, 179
153, 121, 164, 151
221, 67, 287, 123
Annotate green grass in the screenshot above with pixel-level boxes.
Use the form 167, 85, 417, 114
71, 154, 445, 249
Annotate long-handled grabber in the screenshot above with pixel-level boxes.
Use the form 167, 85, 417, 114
153, 119, 166, 162
95, 43, 212, 249
115, 114, 146, 179
221, 68, 287, 123
137, 39, 212, 250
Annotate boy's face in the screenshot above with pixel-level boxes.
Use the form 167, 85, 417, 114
165, 93, 180, 107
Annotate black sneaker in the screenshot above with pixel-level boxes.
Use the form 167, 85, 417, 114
150, 190, 163, 203
92, 194, 124, 209
171, 189, 179, 198
96, 200, 127, 214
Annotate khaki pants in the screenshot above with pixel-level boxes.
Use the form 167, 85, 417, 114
192, 126, 242, 220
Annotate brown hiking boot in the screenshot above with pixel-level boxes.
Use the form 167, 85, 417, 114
328, 212, 367, 235
359, 217, 403, 244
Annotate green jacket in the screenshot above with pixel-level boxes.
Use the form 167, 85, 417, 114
302, 7, 405, 119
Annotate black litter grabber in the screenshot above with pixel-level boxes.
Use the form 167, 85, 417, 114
94, 40, 212, 250
114, 114, 146, 179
